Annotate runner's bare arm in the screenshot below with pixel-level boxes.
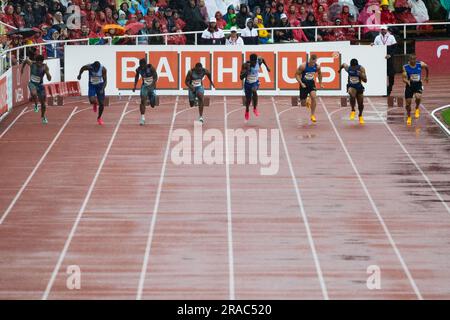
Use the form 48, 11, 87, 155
205, 69, 214, 88
152, 66, 158, 88
295, 64, 305, 87
402, 66, 410, 86
102, 67, 107, 91
133, 68, 140, 92
360, 66, 367, 83
44, 65, 52, 82
421, 62, 429, 83
185, 71, 194, 91
339, 63, 349, 73
317, 65, 323, 88
21, 58, 32, 75
240, 63, 249, 80
77, 65, 90, 80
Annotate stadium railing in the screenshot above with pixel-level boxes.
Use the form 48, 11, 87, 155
1, 21, 449, 76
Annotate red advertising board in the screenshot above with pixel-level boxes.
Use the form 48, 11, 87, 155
415, 40, 450, 75
12, 64, 30, 108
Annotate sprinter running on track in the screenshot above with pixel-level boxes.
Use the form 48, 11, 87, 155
21, 55, 52, 124
185, 62, 214, 124
133, 58, 158, 126
295, 54, 323, 123
402, 54, 429, 126
77, 61, 107, 125
339, 58, 367, 125
240, 53, 270, 122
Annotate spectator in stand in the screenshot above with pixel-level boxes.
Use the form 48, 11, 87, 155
287, 4, 300, 25
105, 7, 115, 24
372, 25, 397, 96
53, 11, 64, 26
223, 5, 236, 23
32, 1, 47, 26
240, 17, 259, 44
331, 18, 348, 41
129, 0, 146, 16
292, 19, 309, 42
148, 19, 164, 44
274, 3, 285, 22
215, 11, 227, 29
394, 0, 417, 23
173, 10, 186, 31
13, 4, 26, 29
353, 0, 368, 11
167, 25, 187, 44
299, 6, 308, 22
198, 0, 209, 25
315, 4, 327, 22
120, 2, 130, 17
262, 4, 273, 25
358, 0, 382, 38
320, 12, 335, 40
305, 0, 315, 13
275, 13, 295, 42
302, 12, 321, 41
145, 7, 157, 26
201, 17, 225, 45
265, 14, 277, 38
381, 0, 397, 25
87, 10, 101, 33
183, 0, 206, 44
408, 0, 430, 23
1, 5, 15, 30
117, 10, 128, 26
340, 5, 351, 25
23, 3, 36, 28
255, 15, 271, 44
236, 4, 250, 29
224, 13, 237, 30
225, 26, 244, 45
253, 5, 262, 18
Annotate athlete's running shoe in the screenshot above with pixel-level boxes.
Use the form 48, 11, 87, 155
415, 108, 420, 119
407, 116, 412, 126
310, 114, 317, 123
350, 111, 356, 120
359, 116, 365, 125
34, 104, 39, 113
253, 107, 260, 117
245, 111, 250, 121
199, 116, 204, 124
97, 118, 104, 125
140, 118, 145, 126
42, 117, 48, 124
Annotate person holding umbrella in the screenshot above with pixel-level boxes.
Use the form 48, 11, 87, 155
21, 55, 52, 124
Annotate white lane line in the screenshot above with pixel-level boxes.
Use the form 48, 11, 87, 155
367, 98, 450, 216
223, 96, 236, 300
0, 107, 78, 225
320, 97, 423, 300
0, 107, 28, 139
272, 97, 329, 300
430, 104, 450, 136
226, 106, 244, 117
136, 96, 179, 300
42, 98, 131, 300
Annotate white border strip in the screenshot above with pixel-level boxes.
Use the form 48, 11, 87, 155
431, 105, 450, 136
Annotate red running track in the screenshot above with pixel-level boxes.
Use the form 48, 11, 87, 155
0, 77, 449, 300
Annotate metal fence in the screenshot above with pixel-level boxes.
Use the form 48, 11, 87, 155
1, 21, 449, 76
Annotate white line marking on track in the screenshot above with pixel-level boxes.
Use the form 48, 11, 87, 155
226, 106, 245, 117
367, 98, 450, 216
272, 97, 329, 300
0, 107, 78, 225
136, 96, 179, 300
42, 97, 131, 300
223, 96, 236, 300
0, 107, 28, 139
277, 107, 298, 118
320, 97, 423, 300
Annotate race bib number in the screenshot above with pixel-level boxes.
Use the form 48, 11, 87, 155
192, 79, 202, 87
143, 77, 153, 85
30, 75, 41, 83
246, 75, 258, 83
305, 72, 315, 81
349, 76, 360, 84
410, 74, 420, 82
91, 76, 103, 85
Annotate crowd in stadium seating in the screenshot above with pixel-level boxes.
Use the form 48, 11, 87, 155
1, 0, 449, 53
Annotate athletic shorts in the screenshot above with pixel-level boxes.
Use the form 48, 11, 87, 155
28, 81, 46, 98
140, 85, 156, 99
299, 81, 316, 100
88, 83, 105, 102
244, 81, 260, 100
347, 84, 365, 95
405, 81, 423, 99
188, 86, 204, 102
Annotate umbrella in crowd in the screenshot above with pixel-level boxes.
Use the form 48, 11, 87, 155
328, 2, 360, 23
7, 28, 38, 39
125, 22, 145, 35
102, 24, 126, 36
